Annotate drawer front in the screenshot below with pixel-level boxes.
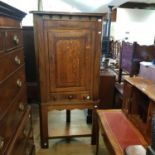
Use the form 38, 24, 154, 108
0, 31, 5, 54
0, 67, 25, 115
6, 108, 33, 155
5, 29, 23, 51
50, 92, 91, 101
0, 48, 24, 81
0, 88, 27, 154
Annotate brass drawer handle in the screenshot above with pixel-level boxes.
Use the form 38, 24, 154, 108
19, 103, 24, 111
14, 56, 21, 65
13, 35, 19, 45
0, 136, 4, 150
16, 79, 22, 87
86, 96, 90, 100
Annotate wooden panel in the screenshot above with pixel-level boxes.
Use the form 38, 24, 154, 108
48, 29, 94, 93
0, 48, 24, 82
0, 30, 5, 54
5, 29, 23, 51
99, 70, 115, 109
45, 20, 96, 29
122, 81, 133, 114
0, 17, 20, 27
0, 87, 27, 153
0, 66, 25, 117
50, 91, 90, 101
5, 107, 33, 155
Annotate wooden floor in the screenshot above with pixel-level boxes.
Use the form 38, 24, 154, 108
31, 104, 110, 155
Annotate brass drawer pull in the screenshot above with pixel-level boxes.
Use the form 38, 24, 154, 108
13, 35, 19, 45
19, 103, 24, 111
86, 96, 90, 100
16, 79, 22, 87
14, 56, 21, 65
0, 136, 4, 150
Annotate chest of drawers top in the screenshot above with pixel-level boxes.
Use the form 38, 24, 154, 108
0, 1, 26, 27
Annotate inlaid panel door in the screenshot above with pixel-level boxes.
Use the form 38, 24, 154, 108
46, 29, 94, 94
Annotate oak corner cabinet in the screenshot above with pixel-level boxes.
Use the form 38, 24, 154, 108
32, 11, 103, 148
0, 2, 35, 155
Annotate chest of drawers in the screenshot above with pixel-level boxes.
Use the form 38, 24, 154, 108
0, 2, 35, 155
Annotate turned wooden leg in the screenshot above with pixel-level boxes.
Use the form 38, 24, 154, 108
40, 105, 49, 148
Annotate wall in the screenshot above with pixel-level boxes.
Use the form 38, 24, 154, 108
111, 8, 155, 45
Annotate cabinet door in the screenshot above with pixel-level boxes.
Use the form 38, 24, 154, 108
47, 29, 94, 93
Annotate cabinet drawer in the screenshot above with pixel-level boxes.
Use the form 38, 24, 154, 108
5, 107, 33, 155
0, 88, 27, 154
50, 92, 91, 101
5, 29, 23, 51
0, 48, 24, 81
0, 66, 25, 115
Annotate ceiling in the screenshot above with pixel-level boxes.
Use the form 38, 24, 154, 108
2, 0, 155, 13
54, 0, 155, 12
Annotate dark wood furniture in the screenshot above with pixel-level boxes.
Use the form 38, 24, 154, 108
96, 76, 155, 155
122, 76, 155, 143
118, 41, 155, 83
31, 11, 102, 148
0, 2, 35, 155
99, 69, 115, 109
115, 41, 155, 108
23, 26, 39, 103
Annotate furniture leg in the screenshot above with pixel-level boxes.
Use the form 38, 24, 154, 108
96, 115, 99, 155
40, 106, 49, 148
91, 107, 98, 145
66, 110, 71, 123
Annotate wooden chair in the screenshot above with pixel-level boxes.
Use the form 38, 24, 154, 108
115, 41, 155, 108
118, 41, 155, 83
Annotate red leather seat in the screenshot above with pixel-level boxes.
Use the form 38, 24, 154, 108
97, 110, 147, 155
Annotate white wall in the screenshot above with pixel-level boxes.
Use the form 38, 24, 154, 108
111, 8, 155, 45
